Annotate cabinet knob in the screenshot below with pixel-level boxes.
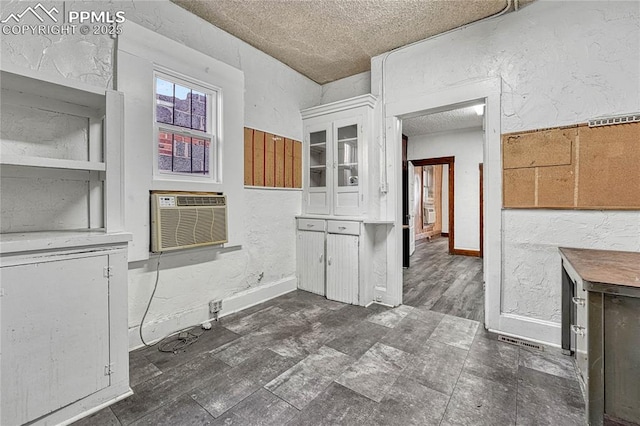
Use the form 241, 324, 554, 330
319, 254, 324, 263
327, 257, 332, 266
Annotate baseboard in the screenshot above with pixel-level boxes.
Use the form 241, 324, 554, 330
452, 248, 481, 257
129, 277, 297, 350
489, 312, 561, 348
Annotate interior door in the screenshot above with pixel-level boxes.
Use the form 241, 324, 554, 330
408, 161, 416, 255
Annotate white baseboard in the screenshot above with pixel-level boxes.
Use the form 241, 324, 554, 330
490, 312, 561, 348
129, 277, 297, 350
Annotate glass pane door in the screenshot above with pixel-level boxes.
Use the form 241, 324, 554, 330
336, 124, 358, 187
309, 130, 327, 187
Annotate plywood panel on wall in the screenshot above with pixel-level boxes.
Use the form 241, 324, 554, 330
502, 122, 640, 210
243, 127, 302, 189
284, 138, 294, 188
244, 128, 253, 185
252, 130, 265, 186
577, 124, 640, 208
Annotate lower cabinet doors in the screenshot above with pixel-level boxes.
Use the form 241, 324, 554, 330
297, 230, 326, 296
326, 232, 359, 305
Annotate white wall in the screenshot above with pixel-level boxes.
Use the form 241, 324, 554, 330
373, 0, 640, 344
320, 71, 371, 104
1, 0, 323, 349
408, 128, 483, 251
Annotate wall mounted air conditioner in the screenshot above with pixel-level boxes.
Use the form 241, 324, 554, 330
150, 191, 228, 253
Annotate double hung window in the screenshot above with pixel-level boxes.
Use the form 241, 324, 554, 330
154, 72, 218, 180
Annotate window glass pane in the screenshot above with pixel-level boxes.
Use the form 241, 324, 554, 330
174, 85, 192, 129
173, 134, 191, 173
158, 131, 173, 171
192, 138, 206, 173
156, 78, 174, 125
204, 139, 210, 174
191, 90, 207, 132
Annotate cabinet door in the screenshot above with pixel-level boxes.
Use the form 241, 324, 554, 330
1, 254, 111, 426
305, 122, 332, 214
297, 230, 326, 296
333, 118, 362, 216
326, 233, 359, 304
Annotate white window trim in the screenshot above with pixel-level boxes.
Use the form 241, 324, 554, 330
152, 66, 223, 184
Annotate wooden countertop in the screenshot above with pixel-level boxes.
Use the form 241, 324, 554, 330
560, 247, 640, 288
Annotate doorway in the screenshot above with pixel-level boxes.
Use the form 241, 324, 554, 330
384, 77, 501, 330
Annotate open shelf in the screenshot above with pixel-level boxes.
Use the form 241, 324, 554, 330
0, 155, 106, 172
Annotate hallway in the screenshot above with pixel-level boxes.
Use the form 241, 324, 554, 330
404, 236, 484, 323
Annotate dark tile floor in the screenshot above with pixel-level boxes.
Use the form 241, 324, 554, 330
75, 239, 585, 426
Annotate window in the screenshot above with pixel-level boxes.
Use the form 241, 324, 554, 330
154, 72, 218, 180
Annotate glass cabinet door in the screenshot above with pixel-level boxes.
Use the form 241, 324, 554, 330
309, 129, 327, 187
336, 124, 358, 188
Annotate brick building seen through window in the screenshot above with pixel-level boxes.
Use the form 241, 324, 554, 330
155, 75, 215, 176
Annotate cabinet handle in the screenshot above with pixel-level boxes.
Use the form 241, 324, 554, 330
338, 226, 346, 230
319, 254, 323, 263
570, 325, 586, 337
327, 257, 332, 266
571, 297, 585, 306
307, 224, 315, 228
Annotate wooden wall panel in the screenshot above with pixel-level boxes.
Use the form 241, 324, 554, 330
293, 141, 302, 188
503, 168, 536, 208
244, 128, 253, 185
243, 127, 302, 189
284, 138, 294, 188
275, 136, 285, 187
265, 133, 275, 187
577, 124, 640, 208
503, 128, 574, 169
502, 122, 640, 210
252, 130, 265, 186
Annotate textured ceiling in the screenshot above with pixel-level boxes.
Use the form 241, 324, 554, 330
171, 0, 518, 84
402, 104, 484, 136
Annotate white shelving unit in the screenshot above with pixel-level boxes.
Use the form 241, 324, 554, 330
0, 64, 131, 426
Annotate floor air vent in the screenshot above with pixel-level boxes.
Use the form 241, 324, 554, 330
498, 335, 544, 351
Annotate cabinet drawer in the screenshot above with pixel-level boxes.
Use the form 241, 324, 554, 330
327, 220, 360, 235
298, 218, 325, 232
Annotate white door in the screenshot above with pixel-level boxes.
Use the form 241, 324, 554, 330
305, 122, 332, 215
333, 118, 361, 216
326, 233, 359, 304
297, 230, 325, 296
1, 255, 111, 426
408, 161, 416, 255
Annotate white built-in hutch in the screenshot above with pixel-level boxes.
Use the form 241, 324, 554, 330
297, 95, 391, 306
0, 64, 131, 425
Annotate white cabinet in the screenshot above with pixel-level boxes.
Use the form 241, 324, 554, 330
301, 95, 376, 217
0, 65, 130, 425
0, 234, 131, 426
296, 218, 362, 305
326, 223, 360, 305
296, 219, 326, 296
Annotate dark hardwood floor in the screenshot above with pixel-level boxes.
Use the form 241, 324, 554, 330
403, 236, 484, 323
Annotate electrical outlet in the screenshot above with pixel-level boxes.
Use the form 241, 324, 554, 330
209, 300, 222, 314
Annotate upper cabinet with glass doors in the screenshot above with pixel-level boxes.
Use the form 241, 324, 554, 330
301, 95, 376, 217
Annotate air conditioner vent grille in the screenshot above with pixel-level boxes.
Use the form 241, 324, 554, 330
177, 196, 226, 206
151, 192, 228, 252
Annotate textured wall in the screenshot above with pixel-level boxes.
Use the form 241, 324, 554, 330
407, 128, 484, 251
321, 71, 372, 104
1, 0, 322, 347
374, 0, 640, 339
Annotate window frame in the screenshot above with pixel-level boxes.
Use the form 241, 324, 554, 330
152, 67, 221, 183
